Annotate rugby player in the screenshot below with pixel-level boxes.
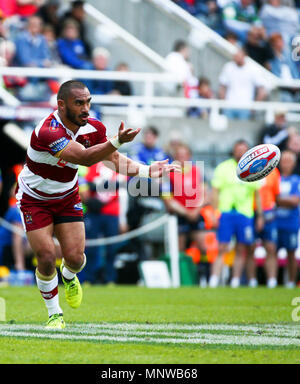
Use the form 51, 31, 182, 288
16, 80, 177, 328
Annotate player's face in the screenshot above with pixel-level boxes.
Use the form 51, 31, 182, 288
65, 88, 91, 127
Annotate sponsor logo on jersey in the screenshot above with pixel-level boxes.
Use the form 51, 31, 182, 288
82, 135, 91, 148
239, 146, 269, 169
49, 137, 70, 154
49, 119, 60, 132
74, 203, 83, 210
24, 212, 33, 224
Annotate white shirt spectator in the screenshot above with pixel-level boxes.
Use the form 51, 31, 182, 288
219, 59, 265, 103
165, 51, 193, 82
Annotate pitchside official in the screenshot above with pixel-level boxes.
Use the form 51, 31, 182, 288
209, 140, 264, 288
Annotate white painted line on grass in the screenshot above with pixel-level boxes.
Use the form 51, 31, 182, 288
1, 323, 300, 347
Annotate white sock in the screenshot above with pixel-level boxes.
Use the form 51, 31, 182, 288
248, 278, 258, 288
62, 266, 76, 281
230, 277, 240, 288
209, 275, 219, 288
36, 273, 62, 317
267, 278, 277, 289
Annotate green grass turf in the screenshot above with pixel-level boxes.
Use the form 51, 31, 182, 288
0, 285, 300, 364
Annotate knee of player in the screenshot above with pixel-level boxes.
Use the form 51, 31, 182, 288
64, 250, 85, 270
35, 248, 56, 264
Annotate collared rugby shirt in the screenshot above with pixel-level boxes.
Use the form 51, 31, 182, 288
18, 110, 107, 200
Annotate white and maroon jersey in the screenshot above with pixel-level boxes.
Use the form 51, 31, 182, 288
18, 110, 107, 200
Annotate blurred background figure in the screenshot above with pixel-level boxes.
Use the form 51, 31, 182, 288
130, 126, 167, 165
276, 150, 300, 288
165, 40, 193, 95
252, 168, 281, 288
81, 162, 128, 285
57, 18, 92, 70
88, 47, 114, 95
209, 140, 263, 288
222, 0, 261, 43
162, 144, 205, 253
258, 108, 290, 151
59, 0, 91, 59
259, 0, 299, 46
218, 48, 267, 119
111, 62, 133, 96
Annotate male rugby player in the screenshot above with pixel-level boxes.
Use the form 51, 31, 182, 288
16, 80, 177, 328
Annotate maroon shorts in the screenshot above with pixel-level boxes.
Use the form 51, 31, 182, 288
17, 189, 84, 232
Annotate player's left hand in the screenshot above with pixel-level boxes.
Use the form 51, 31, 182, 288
149, 159, 181, 178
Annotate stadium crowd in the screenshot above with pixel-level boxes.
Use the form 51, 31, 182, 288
1, 121, 300, 288
0, 0, 300, 288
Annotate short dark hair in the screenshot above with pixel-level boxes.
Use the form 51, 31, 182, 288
145, 126, 159, 137
233, 139, 249, 149
57, 80, 87, 101
198, 77, 210, 87
173, 40, 187, 52
72, 0, 85, 8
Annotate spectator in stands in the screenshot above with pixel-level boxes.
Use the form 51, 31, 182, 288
59, 0, 91, 58
37, 0, 60, 37
172, 0, 198, 15
258, 108, 290, 151
244, 26, 274, 67
130, 126, 167, 165
222, 0, 262, 43
43, 24, 62, 66
268, 32, 300, 101
0, 0, 43, 18
187, 76, 214, 118
287, 132, 300, 175
269, 32, 299, 79
0, 9, 7, 39
0, 203, 26, 271
225, 31, 240, 47
14, 15, 56, 101
111, 62, 133, 96
253, 168, 281, 288
88, 47, 114, 95
0, 40, 28, 95
276, 150, 300, 288
259, 0, 299, 46
165, 130, 185, 162
57, 18, 92, 69
162, 144, 206, 253
14, 15, 51, 68
196, 0, 224, 35
218, 47, 267, 119
165, 40, 193, 94
81, 162, 128, 284
209, 140, 264, 288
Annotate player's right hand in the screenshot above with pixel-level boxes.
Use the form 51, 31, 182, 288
118, 121, 141, 143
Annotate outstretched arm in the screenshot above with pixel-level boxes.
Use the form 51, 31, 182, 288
55, 122, 141, 167
104, 151, 180, 178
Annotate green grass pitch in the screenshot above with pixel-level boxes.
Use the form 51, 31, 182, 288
0, 285, 300, 364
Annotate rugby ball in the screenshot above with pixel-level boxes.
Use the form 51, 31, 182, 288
237, 144, 281, 182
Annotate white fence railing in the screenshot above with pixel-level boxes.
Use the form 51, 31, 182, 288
0, 67, 300, 122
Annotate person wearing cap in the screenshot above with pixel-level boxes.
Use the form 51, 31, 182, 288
258, 108, 290, 151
